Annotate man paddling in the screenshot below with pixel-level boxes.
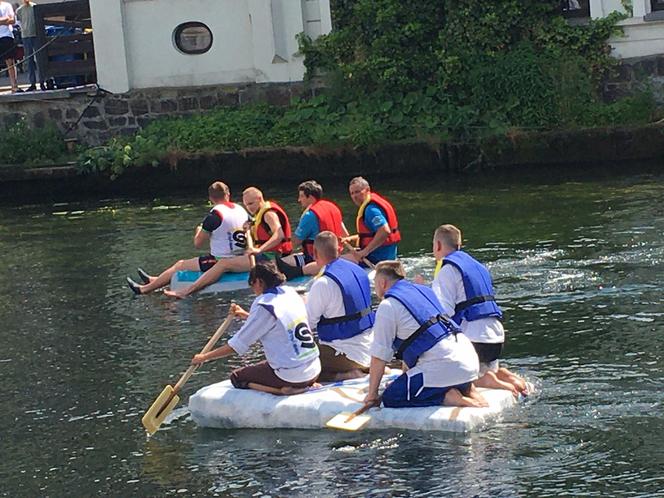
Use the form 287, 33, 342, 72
127, 181, 250, 296
191, 261, 321, 395
306, 231, 374, 382
241, 187, 293, 261
277, 180, 349, 279
431, 224, 527, 395
346, 177, 400, 266
364, 261, 488, 409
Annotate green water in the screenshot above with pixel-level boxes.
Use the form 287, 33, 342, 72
1, 171, 663, 496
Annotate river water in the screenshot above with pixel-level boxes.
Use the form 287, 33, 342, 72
1, 170, 663, 496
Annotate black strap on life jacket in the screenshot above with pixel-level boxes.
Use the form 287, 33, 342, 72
318, 306, 372, 326
395, 314, 457, 360
454, 295, 496, 314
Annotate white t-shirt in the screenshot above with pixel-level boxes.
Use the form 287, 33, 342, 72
371, 297, 479, 388
228, 287, 321, 383
209, 202, 250, 258
306, 274, 373, 367
432, 263, 505, 344
0, 3, 15, 38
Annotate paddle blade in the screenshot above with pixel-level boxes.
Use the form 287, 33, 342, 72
326, 411, 372, 431
142, 385, 180, 435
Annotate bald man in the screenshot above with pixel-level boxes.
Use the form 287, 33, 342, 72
241, 187, 293, 261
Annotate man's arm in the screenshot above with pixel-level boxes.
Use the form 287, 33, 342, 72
193, 225, 210, 249
356, 224, 390, 260
250, 211, 284, 254
432, 264, 460, 316
364, 356, 387, 405
192, 343, 235, 364
195, 211, 221, 249
0, 10, 15, 25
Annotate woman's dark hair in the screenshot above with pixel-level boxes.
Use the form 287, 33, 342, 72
248, 261, 286, 289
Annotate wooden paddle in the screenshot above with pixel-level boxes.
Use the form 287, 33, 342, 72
343, 240, 376, 270
326, 397, 381, 431
141, 311, 234, 435
246, 227, 257, 268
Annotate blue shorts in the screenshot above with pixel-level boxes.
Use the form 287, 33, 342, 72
382, 372, 472, 408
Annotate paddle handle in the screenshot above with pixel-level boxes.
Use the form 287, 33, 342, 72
246, 228, 256, 268
173, 311, 234, 393
343, 240, 376, 270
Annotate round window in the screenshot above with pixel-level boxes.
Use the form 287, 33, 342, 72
174, 22, 213, 55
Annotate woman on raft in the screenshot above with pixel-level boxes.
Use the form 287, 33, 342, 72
191, 261, 321, 395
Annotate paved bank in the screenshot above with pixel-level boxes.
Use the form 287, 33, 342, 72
1, 123, 663, 203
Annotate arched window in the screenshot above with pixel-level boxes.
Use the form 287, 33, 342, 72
173, 22, 213, 55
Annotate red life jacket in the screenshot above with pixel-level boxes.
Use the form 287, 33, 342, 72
252, 200, 293, 256
302, 199, 344, 258
356, 192, 401, 249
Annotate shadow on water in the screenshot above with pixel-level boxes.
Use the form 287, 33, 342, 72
1, 168, 663, 495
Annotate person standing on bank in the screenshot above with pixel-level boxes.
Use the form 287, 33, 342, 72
347, 177, 400, 266
306, 231, 374, 382
277, 180, 349, 279
0, 0, 20, 93
16, 0, 44, 91
431, 224, 527, 395
364, 261, 487, 409
192, 262, 321, 395
127, 181, 250, 296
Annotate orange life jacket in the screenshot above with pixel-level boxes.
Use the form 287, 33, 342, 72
356, 192, 401, 249
251, 200, 293, 256
302, 199, 344, 258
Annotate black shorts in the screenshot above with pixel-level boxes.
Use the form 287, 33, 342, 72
198, 254, 218, 272
0, 36, 16, 60
472, 342, 503, 364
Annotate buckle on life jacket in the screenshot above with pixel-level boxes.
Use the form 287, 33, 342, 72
318, 306, 373, 326
454, 295, 496, 314
394, 314, 453, 360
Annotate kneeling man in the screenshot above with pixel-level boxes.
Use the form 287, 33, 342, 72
306, 231, 374, 382
364, 261, 487, 409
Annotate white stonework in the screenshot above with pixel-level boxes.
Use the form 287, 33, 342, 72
89, 0, 331, 93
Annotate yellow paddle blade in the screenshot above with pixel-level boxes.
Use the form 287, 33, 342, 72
326, 411, 372, 431
142, 385, 180, 435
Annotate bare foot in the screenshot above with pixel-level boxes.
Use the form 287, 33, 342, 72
163, 289, 187, 299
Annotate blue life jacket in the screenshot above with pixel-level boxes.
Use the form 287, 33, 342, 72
317, 258, 375, 342
442, 250, 503, 324
385, 280, 461, 368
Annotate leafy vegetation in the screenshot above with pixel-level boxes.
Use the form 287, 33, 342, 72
0, 119, 69, 166
73, 0, 658, 177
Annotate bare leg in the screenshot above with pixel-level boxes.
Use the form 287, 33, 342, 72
139, 257, 200, 294
302, 261, 321, 276
6, 59, 18, 91
496, 367, 528, 394
164, 255, 252, 298
443, 387, 487, 408
475, 371, 518, 397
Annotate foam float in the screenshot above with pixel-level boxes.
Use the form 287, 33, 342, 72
189, 371, 528, 432
170, 270, 311, 294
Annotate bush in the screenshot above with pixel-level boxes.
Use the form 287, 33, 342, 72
0, 119, 68, 165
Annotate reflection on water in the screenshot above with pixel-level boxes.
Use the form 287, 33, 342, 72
1, 172, 663, 496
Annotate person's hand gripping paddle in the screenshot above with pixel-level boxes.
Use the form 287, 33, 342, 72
325, 396, 382, 431
141, 310, 234, 435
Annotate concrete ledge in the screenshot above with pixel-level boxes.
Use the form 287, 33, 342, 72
1, 123, 663, 203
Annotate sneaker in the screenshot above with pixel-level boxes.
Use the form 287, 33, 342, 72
39, 82, 47, 91
26, 85, 37, 92
137, 267, 151, 284
126, 276, 143, 295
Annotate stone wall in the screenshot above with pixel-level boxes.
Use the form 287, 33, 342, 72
0, 81, 313, 146
603, 54, 664, 102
